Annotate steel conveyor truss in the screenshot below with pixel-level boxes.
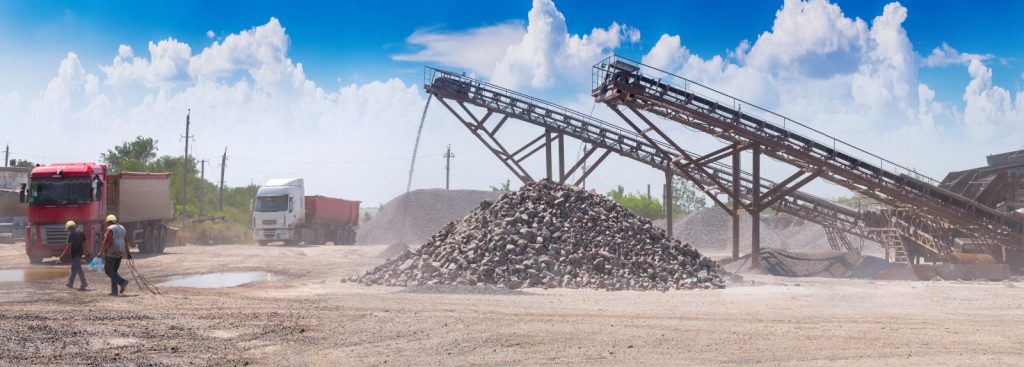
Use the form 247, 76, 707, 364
592, 55, 1024, 254
424, 67, 881, 257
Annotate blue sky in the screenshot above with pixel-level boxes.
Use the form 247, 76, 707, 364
0, 0, 1022, 204
3, 1, 1020, 98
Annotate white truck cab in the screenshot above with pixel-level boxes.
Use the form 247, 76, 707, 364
253, 178, 305, 244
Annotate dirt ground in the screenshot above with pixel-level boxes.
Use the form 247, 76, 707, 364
2, 242, 1023, 366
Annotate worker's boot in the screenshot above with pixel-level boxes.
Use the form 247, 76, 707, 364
119, 279, 129, 294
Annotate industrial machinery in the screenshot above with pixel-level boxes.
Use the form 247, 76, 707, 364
423, 57, 1024, 276
20, 163, 174, 263
252, 178, 359, 246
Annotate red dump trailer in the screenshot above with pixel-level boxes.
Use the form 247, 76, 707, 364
303, 195, 359, 245
305, 195, 360, 228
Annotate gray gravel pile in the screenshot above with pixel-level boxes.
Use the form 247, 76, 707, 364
659, 208, 883, 256
357, 189, 501, 246
356, 180, 726, 291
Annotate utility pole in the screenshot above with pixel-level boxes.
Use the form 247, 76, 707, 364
180, 109, 194, 215
3, 144, 8, 167
199, 159, 207, 217
219, 147, 227, 211
443, 145, 454, 190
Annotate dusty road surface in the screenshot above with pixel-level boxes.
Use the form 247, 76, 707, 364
2, 242, 1023, 366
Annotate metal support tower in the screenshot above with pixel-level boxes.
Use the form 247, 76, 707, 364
424, 67, 887, 254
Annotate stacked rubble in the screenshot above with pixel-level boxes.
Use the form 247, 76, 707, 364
356, 180, 726, 291
357, 189, 501, 246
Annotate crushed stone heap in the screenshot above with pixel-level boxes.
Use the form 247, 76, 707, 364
356, 180, 726, 291
357, 189, 502, 246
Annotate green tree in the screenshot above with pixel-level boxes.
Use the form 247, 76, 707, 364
101, 136, 158, 172
490, 179, 513, 193
606, 185, 672, 219
672, 177, 709, 214
10, 159, 35, 168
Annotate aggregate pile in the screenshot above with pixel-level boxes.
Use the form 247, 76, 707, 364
357, 189, 501, 246
659, 208, 884, 257
357, 180, 726, 291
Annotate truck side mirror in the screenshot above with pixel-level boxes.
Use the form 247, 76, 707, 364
18, 183, 26, 203
288, 197, 294, 213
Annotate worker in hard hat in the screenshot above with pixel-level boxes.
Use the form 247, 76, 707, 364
59, 220, 88, 290
97, 214, 131, 296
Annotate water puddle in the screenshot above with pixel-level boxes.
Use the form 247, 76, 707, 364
159, 272, 286, 289
0, 268, 70, 283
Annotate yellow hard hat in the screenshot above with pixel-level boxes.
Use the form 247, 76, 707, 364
65, 220, 76, 230
105, 214, 117, 223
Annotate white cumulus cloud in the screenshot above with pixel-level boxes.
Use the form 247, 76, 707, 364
923, 42, 994, 67
491, 0, 639, 90
392, 22, 526, 77
962, 58, 1024, 135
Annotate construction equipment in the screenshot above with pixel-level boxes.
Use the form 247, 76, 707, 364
21, 163, 175, 264
423, 67, 882, 249
591, 55, 1024, 270
252, 178, 360, 246
425, 61, 1024, 275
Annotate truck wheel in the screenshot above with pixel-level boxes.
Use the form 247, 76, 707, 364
156, 231, 166, 253
29, 256, 42, 264
258, 241, 268, 246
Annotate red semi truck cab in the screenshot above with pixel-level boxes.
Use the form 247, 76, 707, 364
21, 163, 174, 263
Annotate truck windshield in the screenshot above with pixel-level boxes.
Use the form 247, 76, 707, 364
255, 195, 289, 212
27, 178, 93, 205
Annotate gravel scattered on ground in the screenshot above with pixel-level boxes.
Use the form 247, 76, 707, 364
397, 284, 530, 295
658, 207, 884, 256
357, 189, 501, 246
376, 242, 411, 259
723, 248, 896, 278
356, 180, 726, 291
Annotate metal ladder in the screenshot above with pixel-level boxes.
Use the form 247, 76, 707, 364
879, 228, 910, 263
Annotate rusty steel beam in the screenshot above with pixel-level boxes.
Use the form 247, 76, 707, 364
610, 105, 731, 212
424, 67, 884, 248
561, 145, 600, 184
573, 150, 612, 187
758, 168, 823, 212
592, 56, 1023, 253
751, 145, 762, 268
436, 98, 533, 183
732, 145, 741, 261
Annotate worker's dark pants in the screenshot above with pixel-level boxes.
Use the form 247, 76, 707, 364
67, 258, 86, 287
104, 257, 127, 294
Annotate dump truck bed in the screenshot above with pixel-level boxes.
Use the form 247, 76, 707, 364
108, 172, 174, 222
305, 195, 360, 227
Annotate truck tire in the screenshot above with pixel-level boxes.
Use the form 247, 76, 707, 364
29, 256, 42, 264
140, 226, 156, 253
335, 228, 356, 246
156, 227, 166, 253
258, 241, 269, 246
